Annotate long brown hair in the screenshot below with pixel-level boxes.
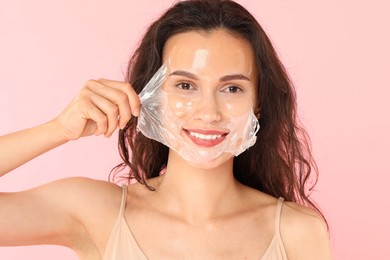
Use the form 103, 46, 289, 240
112, 0, 324, 221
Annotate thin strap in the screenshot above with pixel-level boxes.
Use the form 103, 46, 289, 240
119, 185, 128, 217
275, 197, 284, 235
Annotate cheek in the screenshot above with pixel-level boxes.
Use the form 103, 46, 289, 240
166, 95, 193, 119
253, 98, 258, 112
247, 84, 259, 113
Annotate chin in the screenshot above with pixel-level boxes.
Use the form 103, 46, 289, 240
181, 151, 234, 170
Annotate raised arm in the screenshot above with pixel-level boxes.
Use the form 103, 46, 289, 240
0, 120, 68, 176
0, 79, 140, 176
0, 79, 139, 249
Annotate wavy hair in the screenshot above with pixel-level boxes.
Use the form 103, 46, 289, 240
112, 0, 325, 222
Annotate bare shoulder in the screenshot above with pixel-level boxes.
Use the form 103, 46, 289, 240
281, 201, 332, 260
28, 177, 121, 203
23, 177, 123, 222
37, 177, 123, 212
0, 177, 123, 249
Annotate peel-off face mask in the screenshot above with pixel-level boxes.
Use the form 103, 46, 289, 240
137, 63, 260, 166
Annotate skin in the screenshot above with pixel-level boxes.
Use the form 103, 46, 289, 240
162, 30, 257, 166
0, 29, 331, 259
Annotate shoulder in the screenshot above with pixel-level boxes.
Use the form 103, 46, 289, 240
280, 201, 332, 260
25, 177, 124, 220
29, 177, 121, 201
39, 178, 126, 248
0, 177, 124, 249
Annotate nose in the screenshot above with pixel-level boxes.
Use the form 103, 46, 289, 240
193, 92, 222, 123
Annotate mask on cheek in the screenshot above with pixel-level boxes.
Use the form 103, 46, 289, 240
137, 64, 260, 166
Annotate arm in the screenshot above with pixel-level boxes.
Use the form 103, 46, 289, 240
0, 79, 140, 176
0, 178, 86, 247
0, 79, 139, 247
0, 177, 122, 249
0, 121, 68, 175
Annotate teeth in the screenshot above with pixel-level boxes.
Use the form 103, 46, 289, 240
188, 131, 222, 140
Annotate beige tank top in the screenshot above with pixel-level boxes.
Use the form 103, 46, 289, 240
103, 186, 288, 260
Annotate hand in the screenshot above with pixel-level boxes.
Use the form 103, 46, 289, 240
54, 79, 140, 140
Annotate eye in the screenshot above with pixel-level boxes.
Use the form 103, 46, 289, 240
222, 85, 243, 93
176, 82, 193, 90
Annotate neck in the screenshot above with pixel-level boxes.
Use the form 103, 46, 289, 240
155, 150, 241, 224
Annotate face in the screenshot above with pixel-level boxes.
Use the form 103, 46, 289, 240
161, 29, 258, 168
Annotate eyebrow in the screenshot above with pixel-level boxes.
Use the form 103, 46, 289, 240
169, 70, 251, 82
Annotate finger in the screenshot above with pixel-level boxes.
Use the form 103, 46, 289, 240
96, 79, 141, 118
80, 99, 108, 136
85, 80, 134, 129
89, 94, 120, 137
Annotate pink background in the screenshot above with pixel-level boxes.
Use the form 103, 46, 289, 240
1, 0, 389, 259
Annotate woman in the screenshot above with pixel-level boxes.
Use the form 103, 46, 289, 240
0, 0, 331, 259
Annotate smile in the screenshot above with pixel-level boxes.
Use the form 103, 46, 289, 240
188, 131, 222, 140
183, 129, 228, 147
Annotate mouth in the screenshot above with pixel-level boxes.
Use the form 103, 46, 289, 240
183, 128, 229, 147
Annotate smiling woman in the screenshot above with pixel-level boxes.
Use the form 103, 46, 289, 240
0, 0, 331, 259
135, 30, 261, 165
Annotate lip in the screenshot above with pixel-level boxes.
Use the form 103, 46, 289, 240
183, 128, 229, 147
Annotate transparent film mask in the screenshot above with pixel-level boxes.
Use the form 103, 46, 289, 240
137, 64, 260, 165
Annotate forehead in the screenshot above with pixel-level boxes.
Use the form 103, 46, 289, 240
162, 29, 256, 77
